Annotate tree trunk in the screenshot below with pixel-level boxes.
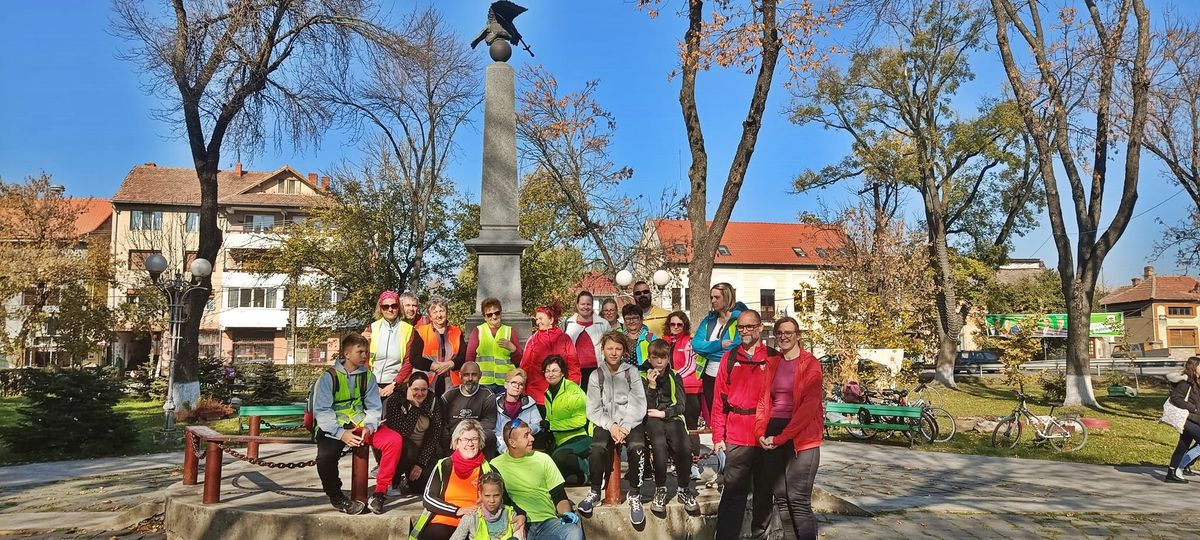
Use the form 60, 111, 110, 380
687, 246, 715, 323
174, 158, 222, 408
1062, 277, 1099, 407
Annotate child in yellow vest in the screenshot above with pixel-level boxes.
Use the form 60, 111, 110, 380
449, 471, 523, 540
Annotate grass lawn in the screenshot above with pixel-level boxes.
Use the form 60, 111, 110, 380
825, 378, 1180, 467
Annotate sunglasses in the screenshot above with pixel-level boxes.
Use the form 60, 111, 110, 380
381, 304, 399, 310
669, 322, 684, 327
509, 418, 524, 429
485, 311, 502, 318
633, 290, 651, 296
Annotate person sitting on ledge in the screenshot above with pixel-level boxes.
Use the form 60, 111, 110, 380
313, 332, 382, 515
489, 419, 583, 540
408, 420, 497, 539
448, 471, 524, 540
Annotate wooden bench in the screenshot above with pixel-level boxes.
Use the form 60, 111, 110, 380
183, 425, 369, 504
237, 404, 306, 459
824, 402, 925, 445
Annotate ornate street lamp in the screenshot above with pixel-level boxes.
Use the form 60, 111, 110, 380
145, 253, 212, 433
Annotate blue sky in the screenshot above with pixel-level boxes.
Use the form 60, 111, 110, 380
1, 1, 1195, 288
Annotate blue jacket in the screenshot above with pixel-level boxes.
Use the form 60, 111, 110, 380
494, 394, 542, 453
691, 301, 748, 374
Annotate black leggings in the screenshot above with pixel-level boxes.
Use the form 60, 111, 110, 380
644, 417, 692, 489
779, 447, 820, 539
684, 393, 702, 454
416, 522, 456, 540
1170, 419, 1200, 467
702, 374, 717, 423
588, 424, 647, 492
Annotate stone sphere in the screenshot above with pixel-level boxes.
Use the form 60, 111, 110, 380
489, 40, 512, 62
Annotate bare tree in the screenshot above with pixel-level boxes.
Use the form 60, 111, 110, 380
636, 0, 843, 320
1144, 19, 1200, 210
990, 0, 1152, 406
516, 65, 639, 277
321, 7, 480, 292
112, 0, 401, 396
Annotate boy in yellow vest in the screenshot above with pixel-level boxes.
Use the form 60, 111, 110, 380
314, 332, 383, 514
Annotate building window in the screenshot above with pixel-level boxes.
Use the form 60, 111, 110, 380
717, 245, 731, 257
226, 287, 278, 309
185, 212, 199, 232
129, 210, 163, 231
1167, 327, 1198, 348
760, 289, 776, 320
792, 247, 807, 257
244, 214, 275, 231
793, 288, 816, 313
184, 251, 198, 272
226, 248, 266, 271
332, 289, 347, 304
815, 248, 828, 258
233, 341, 274, 363
128, 249, 161, 270
277, 178, 300, 194
1167, 306, 1195, 317
673, 243, 687, 255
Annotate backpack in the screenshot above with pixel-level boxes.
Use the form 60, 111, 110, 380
841, 381, 864, 404
303, 366, 368, 437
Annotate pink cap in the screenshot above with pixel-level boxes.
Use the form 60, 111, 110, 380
378, 290, 400, 304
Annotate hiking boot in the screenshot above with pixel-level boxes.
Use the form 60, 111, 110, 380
678, 487, 700, 513
627, 490, 645, 525
1166, 467, 1190, 484
651, 486, 669, 512
577, 490, 601, 516
331, 496, 367, 515
367, 493, 386, 514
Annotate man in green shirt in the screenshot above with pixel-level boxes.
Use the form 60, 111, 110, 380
490, 419, 583, 540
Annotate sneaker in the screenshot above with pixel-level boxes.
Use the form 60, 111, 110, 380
332, 496, 367, 515
690, 464, 702, 481
1184, 466, 1196, 477
577, 490, 601, 516
678, 488, 700, 513
651, 487, 669, 512
627, 490, 645, 525
367, 493, 386, 514
1166, 468, 1190, 484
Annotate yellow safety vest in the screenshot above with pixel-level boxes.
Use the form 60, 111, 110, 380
331, 369, 367, 427
475, 323, 513, 387
369, 318, 414, 378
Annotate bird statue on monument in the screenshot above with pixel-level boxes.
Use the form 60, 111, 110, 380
470, 1, 534, 57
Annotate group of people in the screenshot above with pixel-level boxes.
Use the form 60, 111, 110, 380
310, 283, 824, 539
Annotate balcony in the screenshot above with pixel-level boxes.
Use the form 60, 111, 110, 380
221, 307, 288, 329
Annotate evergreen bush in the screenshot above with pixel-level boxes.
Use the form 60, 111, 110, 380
239, 362, 291, 405
198, 357, 238, 402
0, 367, 137, 458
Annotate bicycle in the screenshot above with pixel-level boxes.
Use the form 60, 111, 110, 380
830, 385, 937, 444
991, 389, 1088, 452
906, 382, 957, 443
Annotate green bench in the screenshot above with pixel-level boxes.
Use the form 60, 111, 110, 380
237, 404, 306, 434
824, 401, 927, 446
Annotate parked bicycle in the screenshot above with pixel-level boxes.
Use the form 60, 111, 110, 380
829, 383, 947, 443
991, 388, 1087, 452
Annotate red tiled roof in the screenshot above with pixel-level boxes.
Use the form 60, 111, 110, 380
652, 220, 844, 267
72, 198, 111, 236
572, 272, 619, 295
112, 164, 328, 207
1099, 275, 1200, 305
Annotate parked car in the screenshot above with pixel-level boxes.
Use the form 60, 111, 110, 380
954, 350, 1002, 374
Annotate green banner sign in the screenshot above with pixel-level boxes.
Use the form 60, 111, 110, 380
983, 313, 1123, 338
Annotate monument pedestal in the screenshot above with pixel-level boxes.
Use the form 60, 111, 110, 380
466, 60, 532, 341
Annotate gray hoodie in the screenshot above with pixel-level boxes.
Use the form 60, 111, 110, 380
586, 361, 647, 432
313, 358, 382, 440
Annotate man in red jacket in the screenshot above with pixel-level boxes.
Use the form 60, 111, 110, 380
711, 309, 777, 540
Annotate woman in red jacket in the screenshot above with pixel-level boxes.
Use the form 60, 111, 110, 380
521, 302, 581, 407
755, 316, 822, 540
662, 310, 702, 478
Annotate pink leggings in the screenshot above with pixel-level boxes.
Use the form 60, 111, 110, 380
370, 425, 404, 494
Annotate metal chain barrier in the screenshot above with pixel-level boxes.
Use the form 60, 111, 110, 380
219, 443, 318, 469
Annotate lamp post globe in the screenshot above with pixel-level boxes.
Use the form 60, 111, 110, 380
652, 269, 671, 287
615, 270, 633, 288
189, 258, 212, 278
144, 253, 168, 279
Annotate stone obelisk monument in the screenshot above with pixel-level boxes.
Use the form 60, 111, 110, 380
464, 38, 533, 340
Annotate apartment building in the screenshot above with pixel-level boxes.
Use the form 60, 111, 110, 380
110, 162, 337, 369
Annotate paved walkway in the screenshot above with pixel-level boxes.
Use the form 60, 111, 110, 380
1, 440, 1194, 538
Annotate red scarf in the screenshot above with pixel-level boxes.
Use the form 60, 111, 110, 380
450, 449, 485, 479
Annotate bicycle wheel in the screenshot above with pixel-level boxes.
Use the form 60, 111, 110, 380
926, 407, 956, 442
991, 417, 1021, 449
914, 413, 936, 444
1048, 418, 1088, 452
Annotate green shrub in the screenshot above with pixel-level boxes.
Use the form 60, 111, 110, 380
198, 357, 238, 402
1038, 370, 1066, 403
0, 367, 137, 458
239, 362, 291, 405
0, 369, 32, 397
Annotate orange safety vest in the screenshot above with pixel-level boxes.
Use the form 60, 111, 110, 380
418, 324, 464, 385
